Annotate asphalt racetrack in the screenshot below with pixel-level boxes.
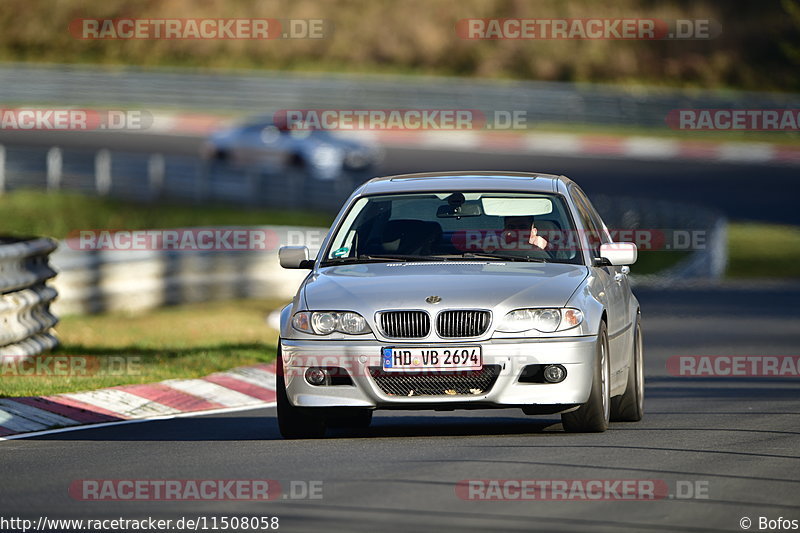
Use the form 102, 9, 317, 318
2, 279, 799, 533
1, 129, 798, 532
1, 129, 799, 224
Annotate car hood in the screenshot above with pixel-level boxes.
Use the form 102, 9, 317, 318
303, 262, 588, 312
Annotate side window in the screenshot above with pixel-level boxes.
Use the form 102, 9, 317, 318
570, 187, 603, 257
578, 189, 612, 245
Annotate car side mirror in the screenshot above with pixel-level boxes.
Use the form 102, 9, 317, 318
279, 246, 314, 269
598, 242, 637, 266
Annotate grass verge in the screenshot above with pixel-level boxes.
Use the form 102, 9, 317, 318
631, 222, 800, 278
728, 222, 800, 278
0, 300, 283, 398
0, 190, 333, 240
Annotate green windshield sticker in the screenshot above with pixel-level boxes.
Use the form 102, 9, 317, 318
332, 247, 349, 257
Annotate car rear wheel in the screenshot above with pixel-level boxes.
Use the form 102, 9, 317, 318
611, 317, 644, 422
561, 322, 610, 433
276, 346, 327, 439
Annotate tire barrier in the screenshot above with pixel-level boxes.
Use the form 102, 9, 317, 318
0, 237, 59, 357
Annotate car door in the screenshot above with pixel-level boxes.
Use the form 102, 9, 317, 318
581, 189, 634, 324
570, 187, 628, 382
237, 124, 288, 169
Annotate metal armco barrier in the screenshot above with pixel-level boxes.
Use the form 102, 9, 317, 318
0, 144, 367, 213
49, 227, 324, 315
1, 63, 799, 128
591, 195, 728, 282
0, 237, 59, 357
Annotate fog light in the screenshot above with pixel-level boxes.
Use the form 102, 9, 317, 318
543, 364, 567, 383
305, 367, 328, 386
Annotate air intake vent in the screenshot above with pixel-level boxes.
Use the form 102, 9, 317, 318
369, 365, 501, 396
436, 310, 491, 338
379, 311, 430, 338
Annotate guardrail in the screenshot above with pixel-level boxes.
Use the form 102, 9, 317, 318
2, 63, 799, 128
0, 144, 366, 212
50, 227, 321, 315
0, 237, 59, 357
591, 195, 727, 283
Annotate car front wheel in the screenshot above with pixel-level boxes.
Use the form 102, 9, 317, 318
276, 345, 327, 439
561, 322, 611, 433
611, 316, 644, 422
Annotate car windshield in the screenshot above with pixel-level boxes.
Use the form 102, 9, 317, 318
322, 191, 583, 265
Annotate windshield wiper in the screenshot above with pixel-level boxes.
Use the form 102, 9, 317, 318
322, 253, 546, 265
321, 254, 432, 265
460, 252, 546, 263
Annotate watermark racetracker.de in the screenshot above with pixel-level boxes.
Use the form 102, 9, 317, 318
68, 479, 323, 501
67, 228, 709, 253
0, 515, 280, 532
69, 18, 330, 40
666, 109, 800, 131
68, 229, 282, 252
1, 355, 142, 377
0, 108, 152, 131
667, 355, 800, 377
456, 18, 720, 40
274, 109, 529, 131
455, 479, 710, 501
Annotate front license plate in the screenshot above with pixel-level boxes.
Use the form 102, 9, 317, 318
381, 346, 482, 372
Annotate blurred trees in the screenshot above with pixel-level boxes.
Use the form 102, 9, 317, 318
0, 0, 797, 91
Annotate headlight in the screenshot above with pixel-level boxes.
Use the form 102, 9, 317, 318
496, 308, 583, 333
311, 312, 337, 335
337, 312, 369, 334
292, 311, 372, 335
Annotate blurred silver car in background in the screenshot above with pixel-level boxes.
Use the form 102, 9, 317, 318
277, 171, 644, 438
201, 115, 382, 180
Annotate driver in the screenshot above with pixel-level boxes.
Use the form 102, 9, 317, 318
502, 215, 550, 251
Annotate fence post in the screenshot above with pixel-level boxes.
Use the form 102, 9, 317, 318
148, 153, 165, 201
0, 144, 5, 195
95, 149, 112, 195
46, 147, 62, 190
196, 161, 209, 204
246, 168, 259, 206
709, 218, 728, 279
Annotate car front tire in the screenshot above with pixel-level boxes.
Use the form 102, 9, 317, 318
276, 345, 327, 439
561, 321, 611, 433
611, 317, 644, 422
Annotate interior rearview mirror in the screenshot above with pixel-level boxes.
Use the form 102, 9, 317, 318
436, 202, 482, 218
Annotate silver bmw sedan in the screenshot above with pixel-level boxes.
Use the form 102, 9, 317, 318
277, 171, 644, 438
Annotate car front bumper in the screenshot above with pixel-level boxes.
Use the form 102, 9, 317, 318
280, 336, 598, 410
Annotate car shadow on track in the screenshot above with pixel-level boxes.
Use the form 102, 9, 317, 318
28, 412, 565, 441
645, 376, 800, 400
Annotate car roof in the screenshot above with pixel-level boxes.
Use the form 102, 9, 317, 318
359, 171, 573, 195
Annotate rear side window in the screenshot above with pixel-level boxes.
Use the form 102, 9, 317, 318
570, 187, 606, 257
577, 188, 611, 243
